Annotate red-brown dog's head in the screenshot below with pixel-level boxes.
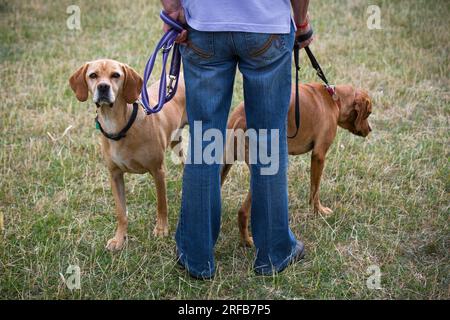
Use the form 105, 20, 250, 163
338, 87, 373, 137
69, 59, 143, 107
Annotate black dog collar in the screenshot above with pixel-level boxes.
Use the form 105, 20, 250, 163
95, 102, 139, 141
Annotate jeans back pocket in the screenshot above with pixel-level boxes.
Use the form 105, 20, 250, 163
180, 26, 215, 63
245, 33, 287, 61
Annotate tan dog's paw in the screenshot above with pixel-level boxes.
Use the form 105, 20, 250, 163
153, 224, 169, 237
315, 204, 333, 216
106, 236, 126, 251
241, 236, 254, 248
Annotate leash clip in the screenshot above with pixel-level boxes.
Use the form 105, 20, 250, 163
162, 42, 174, 53
325, 85, 339, 101
167, 75, 177, 94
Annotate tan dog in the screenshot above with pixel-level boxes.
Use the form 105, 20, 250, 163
221, 83, 372, 246
69, 59, 187, 250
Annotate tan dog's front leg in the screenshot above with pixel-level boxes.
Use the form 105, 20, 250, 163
239, 191, 254, 247
310, 150, 333, 216
151, 167, 169, 237
106, 169, 128, 251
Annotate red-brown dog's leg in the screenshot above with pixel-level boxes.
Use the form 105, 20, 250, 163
310, 149, 333, 216
239, 191, 254, 247
106, 169, 128, 251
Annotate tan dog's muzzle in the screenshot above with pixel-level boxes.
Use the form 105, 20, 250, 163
94, 82, 115, 106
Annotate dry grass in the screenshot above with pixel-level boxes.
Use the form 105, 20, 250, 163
0, 0, 449, 299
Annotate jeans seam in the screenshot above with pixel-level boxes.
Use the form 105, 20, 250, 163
229, 32, 238, 56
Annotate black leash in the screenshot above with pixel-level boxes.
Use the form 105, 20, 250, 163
305, 46, 330, 87
95, 102, 139, 141
287, 41, 301, 139
305, 45, 339, 100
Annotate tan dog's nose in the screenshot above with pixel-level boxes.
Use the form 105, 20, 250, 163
98, 83, 110, 93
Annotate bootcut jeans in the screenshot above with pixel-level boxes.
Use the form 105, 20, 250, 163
176, 22, 301, 278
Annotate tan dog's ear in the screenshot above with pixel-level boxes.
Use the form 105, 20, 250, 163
354, 89, 371, 132
122, 64, 143, 104
69, 64, 89, 102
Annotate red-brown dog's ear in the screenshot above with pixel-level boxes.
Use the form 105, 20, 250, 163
122, 64, 143, 104
354, 89, 371, 131
69, 64, 89, 102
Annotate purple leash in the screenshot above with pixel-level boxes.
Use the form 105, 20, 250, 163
141, 11, 184, 115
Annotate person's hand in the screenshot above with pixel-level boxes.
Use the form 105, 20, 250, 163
163, 8, 188, 44
295, 15, 314, 49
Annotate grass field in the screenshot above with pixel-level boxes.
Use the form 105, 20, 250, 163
0, 0, 449, 299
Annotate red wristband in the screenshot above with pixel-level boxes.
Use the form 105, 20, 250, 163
296, 18, 309, 30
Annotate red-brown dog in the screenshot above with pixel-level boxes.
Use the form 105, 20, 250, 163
221, 83, 372, 246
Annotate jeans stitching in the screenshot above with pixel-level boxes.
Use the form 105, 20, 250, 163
187, 41, 213, 58
248, 34, 279, 57
185, 32, 215, 59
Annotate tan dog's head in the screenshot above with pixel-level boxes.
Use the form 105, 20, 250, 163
338, 87, 373, 137
69, 59, 143, 107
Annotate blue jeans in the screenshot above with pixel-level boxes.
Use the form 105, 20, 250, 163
176, 23, 299, 278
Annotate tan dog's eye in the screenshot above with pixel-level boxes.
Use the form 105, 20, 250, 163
112, 72, 121, 79
89, 73, 98, 79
